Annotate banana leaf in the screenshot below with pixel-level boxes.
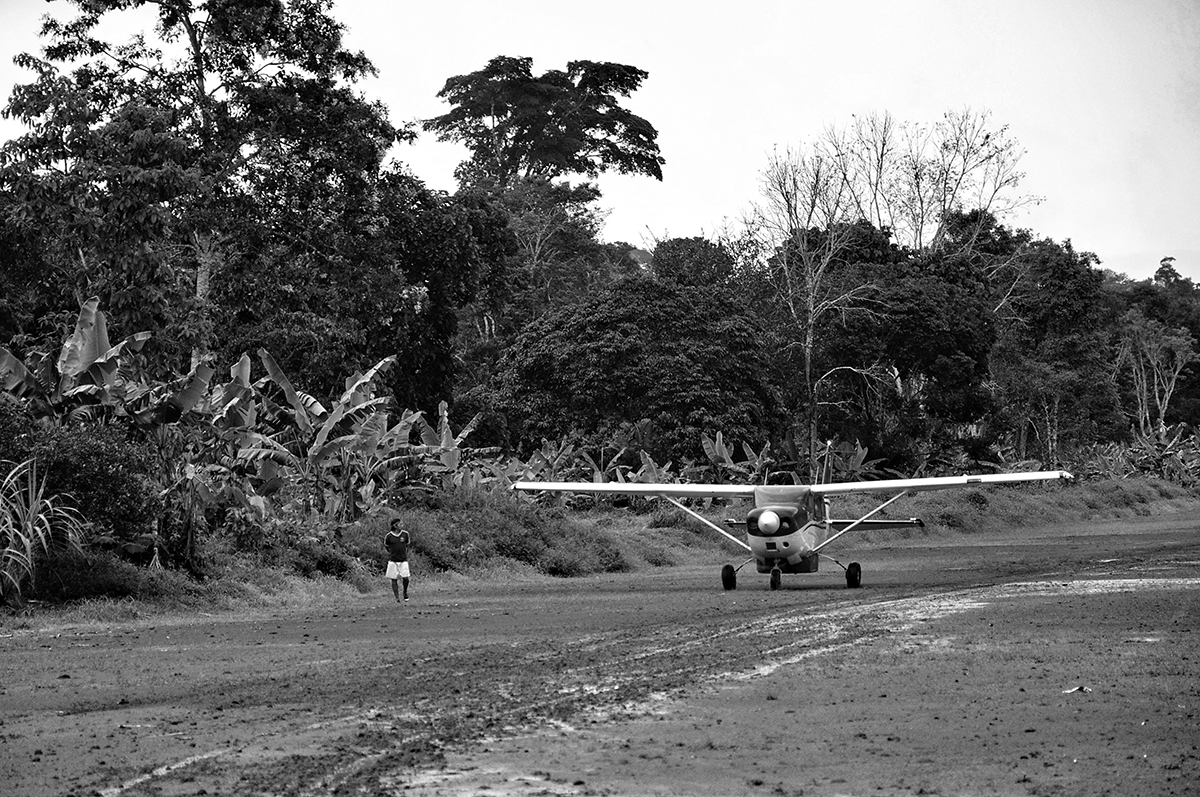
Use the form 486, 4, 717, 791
338, 355, 397, 406
237, 433, 299, 467
0, 348, 36, 397
258, 348, 320, 435
56, 297, 110, 382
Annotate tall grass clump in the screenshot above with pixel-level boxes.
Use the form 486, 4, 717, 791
1, 459, 87, 604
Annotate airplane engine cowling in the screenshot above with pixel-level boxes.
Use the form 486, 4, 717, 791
746, 505, 800, 536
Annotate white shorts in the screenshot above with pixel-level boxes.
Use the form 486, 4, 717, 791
386, 561, 410, 579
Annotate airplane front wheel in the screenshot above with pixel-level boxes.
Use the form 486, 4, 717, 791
721, 564, 737, 591
769, 568, 782, 590
846, 562, 862, 588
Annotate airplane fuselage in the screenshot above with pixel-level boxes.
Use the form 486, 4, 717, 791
746, 503, 829, 574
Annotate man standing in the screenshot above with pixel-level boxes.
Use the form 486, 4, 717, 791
384, 520, 411, 603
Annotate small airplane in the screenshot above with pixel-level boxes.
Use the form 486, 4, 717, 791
513, 471, 1073, 590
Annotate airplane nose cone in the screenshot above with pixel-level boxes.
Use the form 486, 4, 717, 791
758, 510, 780, 534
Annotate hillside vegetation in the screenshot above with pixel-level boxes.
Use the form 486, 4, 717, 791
4, 3, 1200, 615
5, 477, 1192, 628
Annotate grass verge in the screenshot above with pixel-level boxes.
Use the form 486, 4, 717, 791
3, 477, 1195, 630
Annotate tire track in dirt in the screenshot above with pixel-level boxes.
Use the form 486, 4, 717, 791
402, 575, 1200, 797
90, 575, 1200, 796
301, 576, 1200, 795
113, 591, 934, 792
99, 588, 907, 795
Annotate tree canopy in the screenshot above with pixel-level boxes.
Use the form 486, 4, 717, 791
424, 55, 664, 187
0, 0, 508, 405
496, 276, 783, 464
2, 0, 1198, 486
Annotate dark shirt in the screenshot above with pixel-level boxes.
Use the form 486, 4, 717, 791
385, 530, 410, 562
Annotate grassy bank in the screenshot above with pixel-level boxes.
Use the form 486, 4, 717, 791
3, 477, 1196, 630
847, 474, 1198, 541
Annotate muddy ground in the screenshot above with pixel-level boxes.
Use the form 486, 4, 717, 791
3, 513, 1199, 797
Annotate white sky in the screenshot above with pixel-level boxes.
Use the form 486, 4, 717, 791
1, 0, 1197, 279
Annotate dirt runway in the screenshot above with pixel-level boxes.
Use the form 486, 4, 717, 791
3, 513, 1199, 796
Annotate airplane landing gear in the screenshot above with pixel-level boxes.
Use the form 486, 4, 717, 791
721, 564, 737, 591
769, 567, 782, 590
845, 561, 862, 588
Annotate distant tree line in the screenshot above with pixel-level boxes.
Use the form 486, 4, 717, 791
3, 0, 1198, 486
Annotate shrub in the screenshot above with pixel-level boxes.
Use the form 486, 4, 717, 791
539, 545, 593, 577
200, 511, 363, 582
963, 490, 989, 509
0, 399, 35, 463
933, 509, 964, 530
287, 538, 357, 579
538, 524, 630, 576
32, 424, 162, 541
648, 505, 689, 528
340, 513, 448, 573
637, 542, 675, 567
591, 530, 631, 573
31, 549, 203, 604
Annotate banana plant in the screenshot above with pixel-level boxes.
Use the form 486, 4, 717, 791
417, 401, 481, 469
237, 352, 397, 515
0, 297, 151, 423
578, 446, 630, 483
334, 408, 443, 518
410, 401, 508, 489
814, 439, 890, 484
206, 353, 259, 432
698, 431, 774, 484
519, 437, 579, 483
633, 450, 678, 484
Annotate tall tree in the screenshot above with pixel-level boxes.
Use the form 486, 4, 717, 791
1111, 258, 1200, 425
822, 109, 1035, 251
828, 252, 998, 473
1, 0, 400, 377
651, 237, 736, 288
424, 55, 664, 188
484, 177, 638, 322
449, 177, 640, 419
1118, 307, 1198, 438
496, 276, 782, 465
742, 147, 892, 479
990, 238, 1123, 462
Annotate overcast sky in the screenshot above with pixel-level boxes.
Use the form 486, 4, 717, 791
1, 0, 1197, 279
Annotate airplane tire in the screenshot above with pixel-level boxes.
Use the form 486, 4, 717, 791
846, 562, 862, 589
769, 568, 782, 591
721, 564, 737, 591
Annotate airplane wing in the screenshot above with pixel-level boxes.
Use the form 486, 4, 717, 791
512, 471, 1072, 557
513, 471, 1071, 498
511, 481, 755, 498
808, 470, 1073, 496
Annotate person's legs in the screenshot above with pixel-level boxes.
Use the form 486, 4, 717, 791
390, 577, 400, 602
398, 561, 411, 601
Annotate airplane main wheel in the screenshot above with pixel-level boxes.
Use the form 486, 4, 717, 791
846, 561, 862, 589
721, 564, 737, 591
769, 568, 782, 591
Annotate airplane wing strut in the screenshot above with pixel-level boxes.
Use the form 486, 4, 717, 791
813, 490, 909, 553
659, 493, 752, 552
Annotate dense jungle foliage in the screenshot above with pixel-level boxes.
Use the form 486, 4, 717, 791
2, 1, 1199, 604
